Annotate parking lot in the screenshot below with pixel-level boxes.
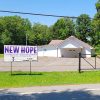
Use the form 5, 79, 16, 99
0, 57, 100, 72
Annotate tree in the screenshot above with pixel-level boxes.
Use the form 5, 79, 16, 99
31, 23, 51, 45
51, 18, 75, 40
91, 0, 100, 46
91, 16, 100, 45
95, 0, 100, 12
0, 16, 32, 52
76, 14, 92, 43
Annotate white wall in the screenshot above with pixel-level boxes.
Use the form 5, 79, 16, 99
43, 49, 57, 57
81, 48, 91, 57
38, 46, 59, 57
58, 49, 61, 57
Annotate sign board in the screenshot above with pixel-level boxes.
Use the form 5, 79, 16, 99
4, 45, 38, 61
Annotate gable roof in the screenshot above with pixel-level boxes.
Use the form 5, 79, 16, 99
49, 40, 64, 45
58, 36, 93, 49
39, 36, 93, 49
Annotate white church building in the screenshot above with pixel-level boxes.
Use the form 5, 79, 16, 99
38, 36, 94, 58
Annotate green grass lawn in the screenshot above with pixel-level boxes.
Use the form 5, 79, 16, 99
0, 71, 100, 88
0, 54, 4, 58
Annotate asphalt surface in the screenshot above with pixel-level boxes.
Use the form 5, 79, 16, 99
0, 84, 100, 100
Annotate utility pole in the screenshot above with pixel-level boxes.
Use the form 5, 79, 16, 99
26, 33, 27, 45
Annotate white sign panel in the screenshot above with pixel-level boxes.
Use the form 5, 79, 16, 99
4, 45, 38, 61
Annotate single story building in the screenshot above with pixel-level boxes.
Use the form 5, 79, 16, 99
38, 36, 94, 58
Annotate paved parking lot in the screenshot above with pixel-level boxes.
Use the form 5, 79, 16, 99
0, 57, 100, 72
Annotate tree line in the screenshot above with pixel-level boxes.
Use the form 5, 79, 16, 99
0, 0, 100, 53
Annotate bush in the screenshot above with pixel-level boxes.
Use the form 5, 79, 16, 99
95, 45, 100, 54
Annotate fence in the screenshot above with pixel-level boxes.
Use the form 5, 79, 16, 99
78, 53, 100, 73
0, 53, 100, 73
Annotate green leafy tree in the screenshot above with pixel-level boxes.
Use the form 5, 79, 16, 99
91, 0, 100, 46
96, 0, 100, 12
76, 14, 92, 43
1, 29, 11, 44
91, 18, 100, 45
0, 16, 32, 52
31, 23, 51, 45
0, 16, 31, 45
51, 18, 75, 40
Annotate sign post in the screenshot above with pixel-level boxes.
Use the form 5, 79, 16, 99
79, 52, 81, 73
29, 58, 32, 75
95, 55, 96, 69
11, 61, 12, 75
11, 57, 14, 75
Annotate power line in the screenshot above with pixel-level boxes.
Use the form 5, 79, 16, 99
0, 10, 78, 19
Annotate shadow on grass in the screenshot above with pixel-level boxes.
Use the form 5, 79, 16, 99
0, 89, 100, 100
10, 72, 43, 76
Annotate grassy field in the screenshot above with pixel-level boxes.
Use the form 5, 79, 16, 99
0, 54, 3, 58
0, 71, 100, 88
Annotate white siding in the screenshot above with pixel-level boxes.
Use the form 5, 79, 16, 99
63, 43, 77, 48
43, 49, 57, 57
85, 49, 91, 57
81, 48, 91, 57
58, 49, 61, 57
38, 46, 58, 57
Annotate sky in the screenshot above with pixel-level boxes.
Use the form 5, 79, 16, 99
0, 0, 98, 26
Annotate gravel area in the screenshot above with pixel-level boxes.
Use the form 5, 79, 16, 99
0, 57, 100, 72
